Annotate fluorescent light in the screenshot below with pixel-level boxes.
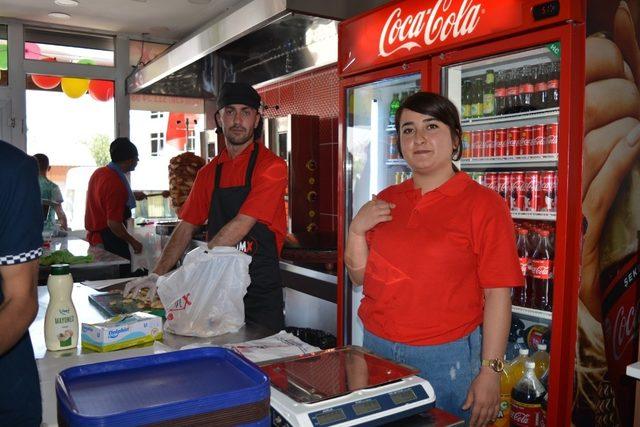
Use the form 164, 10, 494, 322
54, 0, 79, 6
188, 0, 212, 4
48, 12, 71, 19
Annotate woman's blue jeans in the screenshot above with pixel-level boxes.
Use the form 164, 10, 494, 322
363, 327, 481, 422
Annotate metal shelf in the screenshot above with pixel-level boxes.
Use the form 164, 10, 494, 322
461, 154, 558, 170
512, 305, 552, 320
385, 159, 407, 166
511, 211, 556, 221
461, 108, 559, 129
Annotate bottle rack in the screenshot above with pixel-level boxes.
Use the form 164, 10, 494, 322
461, 107, 559, 129
511, 211, 556, 221
512, 305, 553, 321
461, 154, 558, 169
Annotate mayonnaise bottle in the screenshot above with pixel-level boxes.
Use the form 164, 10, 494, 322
44, 264, 78, 351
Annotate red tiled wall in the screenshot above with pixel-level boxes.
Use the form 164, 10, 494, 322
258, 66, 339, 232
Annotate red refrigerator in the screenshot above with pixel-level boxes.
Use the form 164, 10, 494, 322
336, 1, 586, 426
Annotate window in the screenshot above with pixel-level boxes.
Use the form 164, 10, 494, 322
0, 25, 8, 86
24, 27, 114, 66
150, 111, 165, 119
150, 132, 165, 156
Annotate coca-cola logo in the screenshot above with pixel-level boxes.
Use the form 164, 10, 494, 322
511, 412, 530, 424
512, 180, 525, 191
545, 135, 557, 144
541, 181, 553, 191
533, 136, 544, 146
379, 0, 482, 57
611, 302, 639, 361
530, 260, 552, 278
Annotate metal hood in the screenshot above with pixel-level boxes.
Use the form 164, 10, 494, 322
126, 0, 386, 97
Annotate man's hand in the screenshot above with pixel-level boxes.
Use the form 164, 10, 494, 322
349, 195, 395, 236
130, 239, 143, 254
0, 261, 39, 355
123, 273, 159, 302
581, 1, 640, 321
462, 370, 501, 427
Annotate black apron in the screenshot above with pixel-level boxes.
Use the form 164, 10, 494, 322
99, 206, 132, 261
207, 144, 284, 332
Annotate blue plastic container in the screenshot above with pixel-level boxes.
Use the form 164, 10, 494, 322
56, 347, 270, 426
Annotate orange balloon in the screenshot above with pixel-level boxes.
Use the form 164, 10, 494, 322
31, 58, 61, 89
88, 79, 114, 102
61, 76, 89, 98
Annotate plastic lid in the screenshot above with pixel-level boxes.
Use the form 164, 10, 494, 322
525, 360, 536, 369
519, 348, 530, 355
518, 228, 529, 235
50, 264, 70, 275
537, 344, 547, 351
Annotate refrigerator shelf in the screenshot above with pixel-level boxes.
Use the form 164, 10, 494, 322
460, 154, 558, 169
512, 305, 552, 320
511, 211, 556, 221
385, 125, 397, 133
461, 108, 559, 128
385, 159, 407, 166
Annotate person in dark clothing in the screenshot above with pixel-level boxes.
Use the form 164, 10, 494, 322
0, 140, 44, 426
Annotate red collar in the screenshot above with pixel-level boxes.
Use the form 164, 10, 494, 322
390, 171, 471, 197
218, 142, 257, 164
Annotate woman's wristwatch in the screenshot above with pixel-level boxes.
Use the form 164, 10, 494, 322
481, 358, 505, 373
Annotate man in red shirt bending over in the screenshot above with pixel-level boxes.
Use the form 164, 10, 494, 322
85, 137, 143, 262
125, 82, 288, 331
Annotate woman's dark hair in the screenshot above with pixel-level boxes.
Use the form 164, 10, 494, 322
394, 92, 463, 161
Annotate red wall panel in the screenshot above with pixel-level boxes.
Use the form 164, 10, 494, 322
258, 65, 339, 232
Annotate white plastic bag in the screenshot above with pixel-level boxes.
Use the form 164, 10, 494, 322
128, 225, 162, 273
156, 246, 252, 337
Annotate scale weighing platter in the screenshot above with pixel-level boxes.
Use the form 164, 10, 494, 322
260, 346, 436, 427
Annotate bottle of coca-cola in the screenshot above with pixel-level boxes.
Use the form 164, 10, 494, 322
519, 66, 534, 112
513, 228, 530, 307
505, 69, 520, 114
545, 62, 560, 108
495, 70, 507, 115
510, 360, 546, 426
532, 63, 548, 110
530, 229, 554, 311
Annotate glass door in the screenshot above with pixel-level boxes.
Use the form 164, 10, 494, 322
344, 72, 420, 345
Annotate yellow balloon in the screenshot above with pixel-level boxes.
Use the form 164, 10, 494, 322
61, 76, 89, 98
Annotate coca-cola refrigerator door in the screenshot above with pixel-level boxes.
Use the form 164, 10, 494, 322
344, 71, 421, 345
436, 32, 580, 427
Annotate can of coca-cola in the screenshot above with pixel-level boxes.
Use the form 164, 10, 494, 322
525, 171, 541, 211
482, 129, 494, 158
498, 172, 511, 208
510, 171, 526, 211
471, 130, 483, 158
507, 127, 519, 157
485, 172, 498, 192
475, 172, 486, 186
541, 170, 556, 212
494, 128, 507, 158
519, 126, 532, 156
553, 170, 558, 211
544, 123, 558, 154
532, 124, 545, 155
462, 131, 471, 159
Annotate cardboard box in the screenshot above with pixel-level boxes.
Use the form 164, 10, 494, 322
81, 312, 162, 352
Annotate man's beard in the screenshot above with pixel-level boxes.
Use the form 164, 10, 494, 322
225, 126, 254, 145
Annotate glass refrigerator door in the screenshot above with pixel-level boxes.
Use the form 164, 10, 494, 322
441, 45, 559, 356
345, 73, 420, 345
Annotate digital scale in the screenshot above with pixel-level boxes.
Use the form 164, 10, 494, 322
259, 346, 436, 427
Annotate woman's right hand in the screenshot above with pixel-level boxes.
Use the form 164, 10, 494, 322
349, 195, 395, 236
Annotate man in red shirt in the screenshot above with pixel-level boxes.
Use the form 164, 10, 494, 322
126, 82, 288, 331
85, 137, 143, 261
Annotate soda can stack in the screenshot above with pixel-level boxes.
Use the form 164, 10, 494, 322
482, 129, 494, 158
462, 123, 558, 159
510, 171, 526, 211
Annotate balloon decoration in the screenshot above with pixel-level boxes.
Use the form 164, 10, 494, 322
31, 58, 61, 89
61, 76, 89, 98
0, 44, 7, 70
88, 79, 114, 102
76, 58, 95, 65
24, 42, 42, 60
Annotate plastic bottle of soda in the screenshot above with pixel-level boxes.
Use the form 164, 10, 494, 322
483, 69, 496, 116
531, 229, 554, 311
510, 348, 531, 381
493, 357, 515, 427
513, 228, 530, 307
505, 69, 520, 114
471, 78, 483, 118
545, 62, 560, 108
389, 93, 400, 125
495, 70, 507, 115
532, 63, 548, 110
518, 66, 534, 112
462, 79, 472, 119
533, 343, 550, 382
510, 360, 546, 426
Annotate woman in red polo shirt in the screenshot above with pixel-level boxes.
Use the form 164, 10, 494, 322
345, 92, 522, 426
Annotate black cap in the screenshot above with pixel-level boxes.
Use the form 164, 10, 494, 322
110, 137, 138, 162
216, 82, 261, 111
